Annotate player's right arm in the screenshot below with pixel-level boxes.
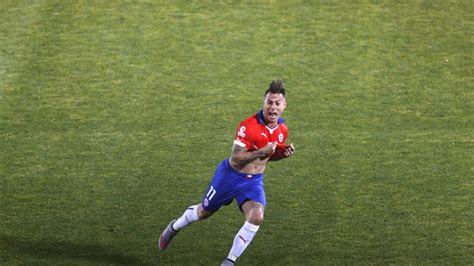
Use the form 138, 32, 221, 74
230, 142, 276, 169
230, 120, 276, 172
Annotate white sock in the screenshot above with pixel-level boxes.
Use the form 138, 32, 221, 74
172, 204, 200, 231
227, 221, 260, 262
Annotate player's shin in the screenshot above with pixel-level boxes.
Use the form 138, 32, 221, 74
226, 221, 260, 262
172, 204, 200, 231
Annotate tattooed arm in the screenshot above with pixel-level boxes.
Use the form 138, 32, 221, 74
230, 142, 277, 173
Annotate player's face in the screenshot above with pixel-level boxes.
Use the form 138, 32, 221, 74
262, 93, 286, 126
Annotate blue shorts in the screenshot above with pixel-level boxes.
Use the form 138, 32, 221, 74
201, 159, 266, 212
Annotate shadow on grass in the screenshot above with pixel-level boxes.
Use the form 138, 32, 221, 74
0, 235, 146, 265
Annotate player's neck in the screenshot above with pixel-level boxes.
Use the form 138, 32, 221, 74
265, 120, 278, 129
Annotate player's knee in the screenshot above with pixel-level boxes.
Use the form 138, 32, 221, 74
197, 204, 213, 220
248, 208, 264, 225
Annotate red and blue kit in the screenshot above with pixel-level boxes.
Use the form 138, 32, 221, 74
201, 111, 288, 212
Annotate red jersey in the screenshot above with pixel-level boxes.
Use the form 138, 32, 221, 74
233, 110, 288, 151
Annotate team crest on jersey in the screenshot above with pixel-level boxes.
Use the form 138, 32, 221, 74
238, 126, 246, 138
278, 133, 284, 142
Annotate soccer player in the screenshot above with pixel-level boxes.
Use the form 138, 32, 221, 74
158, 80, 296, 265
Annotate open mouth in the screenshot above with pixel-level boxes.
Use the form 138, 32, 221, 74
268, 112, 278, 119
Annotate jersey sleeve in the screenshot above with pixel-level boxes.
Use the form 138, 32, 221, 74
233, 121, 254, 150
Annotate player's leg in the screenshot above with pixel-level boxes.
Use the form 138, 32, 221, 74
159, 203, 214, 250
224, 201, 264, 264
224, 177, 266, 264
159, 159, 237, 251
242, 200, 265, 225
173, 203, 213, 230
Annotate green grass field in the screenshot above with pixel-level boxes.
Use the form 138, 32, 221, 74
1, 1, 473, 265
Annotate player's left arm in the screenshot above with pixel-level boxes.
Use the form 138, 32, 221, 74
270, 124, 294, 161
283, 143, 296, 157
269, 143, 295, 161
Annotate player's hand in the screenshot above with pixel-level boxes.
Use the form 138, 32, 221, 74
283, 143, 295, 157
261, 142, 277, 156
